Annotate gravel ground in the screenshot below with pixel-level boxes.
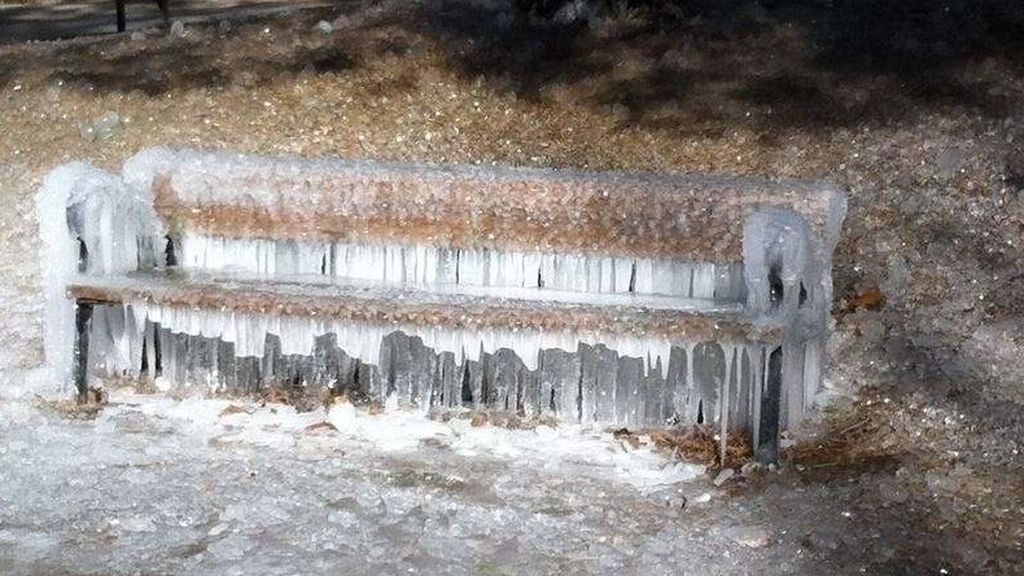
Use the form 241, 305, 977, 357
0, 0, 1023, 573
0, 0, 342, 43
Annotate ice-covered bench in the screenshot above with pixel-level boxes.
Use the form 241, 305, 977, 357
38, 148, 845, 462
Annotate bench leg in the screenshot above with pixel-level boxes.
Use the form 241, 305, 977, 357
73, 300, 94, 404
155, 0, 170, 25
144, 320, 157, 381
754, 345, 783, 463
115, 0, 126, 32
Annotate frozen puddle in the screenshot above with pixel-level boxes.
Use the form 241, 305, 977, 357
114, 392, 705, 490
0, 393, 737, 576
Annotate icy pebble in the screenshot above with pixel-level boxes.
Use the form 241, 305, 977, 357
664, 496, 687, 509
936, 147, 967, 180
713, 468, 735, 487
878, 478, 909, 505
120, 515, 156, 533
315, 20, 334, 35
496, 10, 514, 28
208, 522, 229, 537
207, 533, 252, 561
740, 461, 762, 477
169, 20, 186, 38
129, 31, 146, 42
691, 492, 712, 504
805, 526, 844, 551
723, 525, 769, 548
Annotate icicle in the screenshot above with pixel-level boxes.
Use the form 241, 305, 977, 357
115, 296, 761, 429
692, 264, 715, 299
173, 234, 741, 303
719, 344, 734, 465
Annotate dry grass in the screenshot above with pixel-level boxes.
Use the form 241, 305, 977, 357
610, 424, 752, 468
432, 408, 560, 431
784, 391, 905, 480
36, 392, 107, 419
649, 425, 752, 468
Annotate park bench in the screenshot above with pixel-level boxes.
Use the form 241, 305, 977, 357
38, 147, 845, 461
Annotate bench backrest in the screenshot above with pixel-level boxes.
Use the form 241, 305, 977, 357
119, 147, 845, 315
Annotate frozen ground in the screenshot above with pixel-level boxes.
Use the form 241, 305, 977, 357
1, 382, 1020, 575
0, 391, 728, 576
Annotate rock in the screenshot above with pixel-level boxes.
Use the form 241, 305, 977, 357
723, 525, 769, 548
331, 14, 353, 29
936, 147, 967, 180
803, 526, 844, 551
120, 515, 156, 533
847, 310, 886, 346
496, 10, 514, 29
314, 20, 334, 35
663, 495, 687, 509
304, 420, 338, 433
778, 430, 796, 449
877, 478, 909, 505
690, 492, 712, 504
207, 533, 253, 561
740, 461, 762, 477
713, 468, 735, 487
882, 255, 910, 306
217, 19, 232, 35
219, 404, 251, 417
129, 31, 146, 42
169, 20, 186, 38
553, 0, 595, 23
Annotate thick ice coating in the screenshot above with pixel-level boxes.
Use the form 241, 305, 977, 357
36, 148, 846, 450
36, 163, 163, 387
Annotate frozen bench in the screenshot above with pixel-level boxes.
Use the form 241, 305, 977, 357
38, 148, 845, 462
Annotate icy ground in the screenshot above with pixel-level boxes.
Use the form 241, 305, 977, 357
0, 388, 898, 576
